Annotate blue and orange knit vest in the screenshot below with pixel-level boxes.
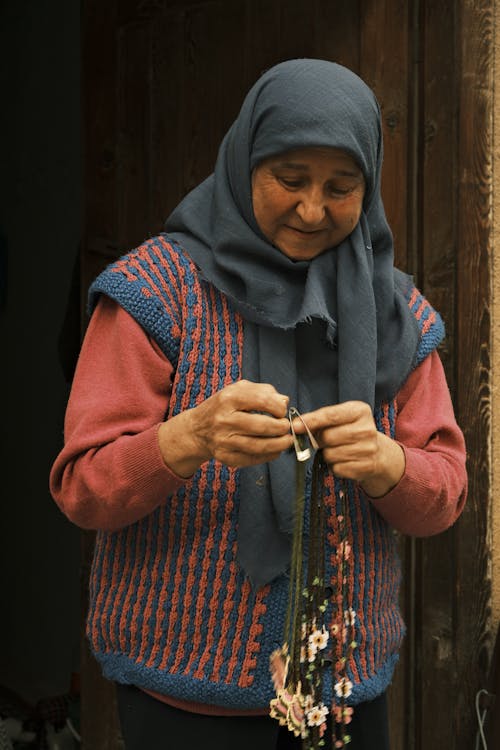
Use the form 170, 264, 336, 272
87, 234, 444, 709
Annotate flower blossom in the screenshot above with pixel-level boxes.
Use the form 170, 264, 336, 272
344, 608, 357, 627
336, 540, 352, 560
306, 702, 329, 728
333, 705, 354, 725
334, 677, 353, 699
308, 626, 329, 652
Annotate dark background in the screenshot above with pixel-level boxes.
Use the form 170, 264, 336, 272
0, 0, 82, 702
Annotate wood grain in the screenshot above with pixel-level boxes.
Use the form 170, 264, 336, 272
418, 2, 459, 748
455, 1, 493, 745
81, 2, 494, 748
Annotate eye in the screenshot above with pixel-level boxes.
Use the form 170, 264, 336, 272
326, 183, 354, 198
276, 175, 305, 190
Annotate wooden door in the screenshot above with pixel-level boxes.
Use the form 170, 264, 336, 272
82, 1, 492, 747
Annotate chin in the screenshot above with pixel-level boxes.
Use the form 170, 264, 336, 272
278, 245, 327, 262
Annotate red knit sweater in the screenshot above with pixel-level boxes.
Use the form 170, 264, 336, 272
50, 295, 467, 537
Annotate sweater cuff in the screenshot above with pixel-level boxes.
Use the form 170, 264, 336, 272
365, 444, 436, 531
119, 424, 188, 502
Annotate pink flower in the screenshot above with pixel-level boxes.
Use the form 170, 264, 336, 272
269, 648, 289, 692
287, 693, 306, 737
336, 541, 352, 560
333, 705, 354, 725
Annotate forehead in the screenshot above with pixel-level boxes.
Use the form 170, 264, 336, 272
260, 147, 363, 178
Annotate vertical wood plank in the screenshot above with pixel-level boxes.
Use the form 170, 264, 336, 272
181, 0, 248, 194
116, 20, 152, 248
455, 1, 493, 746
417, 2, 459, 749
83, 0, 118, 244
149, 12, 185, 225
82, 0, 121, 302
243, 0, 282, 84
313, 0, 360, 72
359, 0, 410, 270
359, 4, 411, 749
420, 0, 457, 382
276, 0, 317, 59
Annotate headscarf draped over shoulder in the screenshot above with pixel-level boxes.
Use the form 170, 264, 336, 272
166, 59, 421, 587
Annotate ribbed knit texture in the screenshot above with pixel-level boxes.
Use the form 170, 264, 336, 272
87, 235, 444, 709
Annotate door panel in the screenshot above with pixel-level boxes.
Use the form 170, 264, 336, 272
82, 1, 491, 747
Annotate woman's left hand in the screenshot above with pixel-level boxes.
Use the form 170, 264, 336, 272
293, 401, 405, 498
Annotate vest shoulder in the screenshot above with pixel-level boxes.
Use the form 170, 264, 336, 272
396, 273, 445, 365
87, 234, 192, 364
88, 234, 190, 301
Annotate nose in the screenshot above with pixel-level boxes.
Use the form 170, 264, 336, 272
295, 188, 326, 225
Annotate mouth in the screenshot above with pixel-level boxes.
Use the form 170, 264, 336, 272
285, 225, 327, 236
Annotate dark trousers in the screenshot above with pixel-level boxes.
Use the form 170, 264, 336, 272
116, 684, 390, 750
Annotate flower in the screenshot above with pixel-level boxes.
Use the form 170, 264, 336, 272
344, 608, 357, 627
270, 684, 307, 738
333, 705, 354, 725
336, 540, 352, 560
308, 626, 329, 652
270, 648, 289, 692
307, 643, 317, 662
287, 692, 306, 737
334, 677, 353, 699
269, 689, 293, 727
306, 702, 329, 728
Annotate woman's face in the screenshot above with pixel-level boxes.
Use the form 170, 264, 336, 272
251, 147, 365, 262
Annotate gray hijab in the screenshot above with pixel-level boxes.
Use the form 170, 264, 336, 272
166, 59, 420, 587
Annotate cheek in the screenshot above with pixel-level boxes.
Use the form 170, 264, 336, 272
333, 197, 363, 228
254, 188, 292, 230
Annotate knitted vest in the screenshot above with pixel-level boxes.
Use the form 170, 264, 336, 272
87, 234, 444, 709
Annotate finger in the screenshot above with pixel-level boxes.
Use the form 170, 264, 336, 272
316, 422, 378, 449
324, 459, 375, 481
321, 443, 376, 466
214, 434, 293, 466
228, 413, 291, 438
218, 433, 294, 457
227, 380, 289, 418
293, 401, 372, 433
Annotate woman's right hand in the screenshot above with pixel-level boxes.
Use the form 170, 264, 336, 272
157, 380, 293, 477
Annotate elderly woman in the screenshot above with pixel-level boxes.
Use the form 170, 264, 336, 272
50, 59, 467, 750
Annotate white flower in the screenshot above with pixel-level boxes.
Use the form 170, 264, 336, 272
334, 677, 353, 699
344, 608, 357, 627
307, 643, 317, 662
308, 626, 329, 652
306, 702, 329, 727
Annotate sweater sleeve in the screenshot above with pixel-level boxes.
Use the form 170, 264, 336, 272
368, 350, 467, 536
49, 296, 187, 531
